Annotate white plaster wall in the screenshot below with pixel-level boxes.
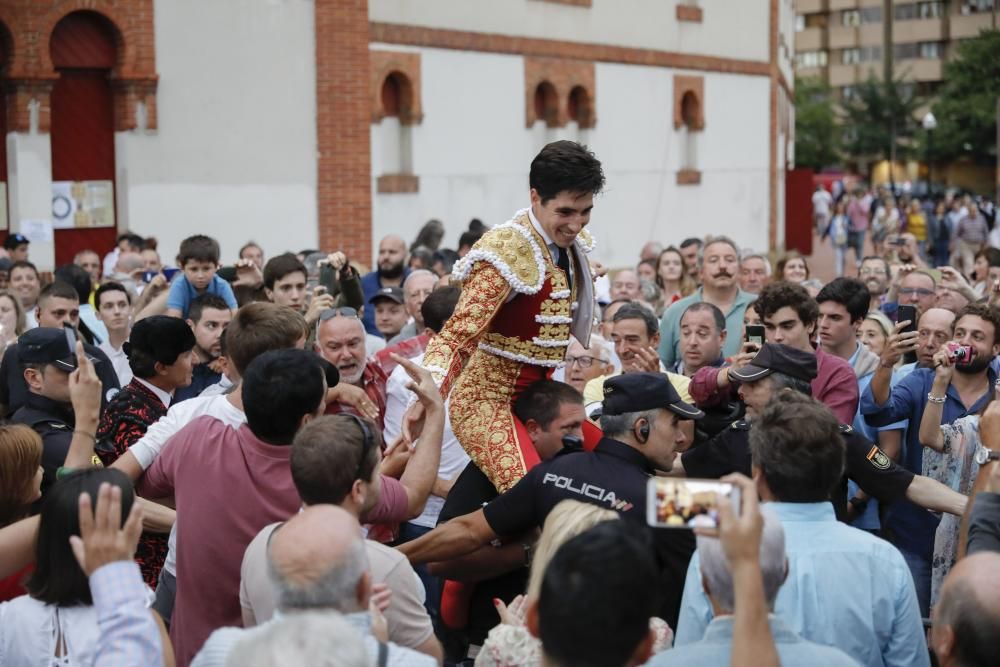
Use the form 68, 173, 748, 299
371, 47, 772, 269
116, 0, 318, 263
370, 0, 770, 64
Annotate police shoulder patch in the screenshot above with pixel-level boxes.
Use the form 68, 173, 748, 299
839, 424, 853, 434
866, 445, 891, 470
730, 419, 750, 431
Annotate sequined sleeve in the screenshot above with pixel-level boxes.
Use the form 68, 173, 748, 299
421, 260, 512, 397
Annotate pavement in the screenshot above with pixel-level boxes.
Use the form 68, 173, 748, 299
803, 232, 877, 284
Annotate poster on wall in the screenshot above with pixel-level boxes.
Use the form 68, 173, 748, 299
0, 183, 7, 231
51, 180, 115, 229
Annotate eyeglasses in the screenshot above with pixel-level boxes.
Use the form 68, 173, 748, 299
344, 413, 375, 482
899, 288, 935, 297
564, 355, 604, 369
319, 307, 359, 322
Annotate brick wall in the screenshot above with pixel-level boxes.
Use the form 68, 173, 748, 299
316, 0, 372, 261
0, 0, 157, 132
524, 57, 596, 128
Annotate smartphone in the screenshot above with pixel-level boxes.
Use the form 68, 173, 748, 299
162, 267, 181, 282
141, 270, 157, 283
318, 264, 338, 295
63, 323, 77, 357
745, 325, 765, 347
888, 237, 906, 246
647, 478, 741, 529
896, 305, 918, 333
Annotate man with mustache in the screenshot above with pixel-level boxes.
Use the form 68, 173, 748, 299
361, 235, 410, 338
658, 237, 756, 369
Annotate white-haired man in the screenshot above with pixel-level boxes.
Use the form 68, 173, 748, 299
650, 507, 856, 666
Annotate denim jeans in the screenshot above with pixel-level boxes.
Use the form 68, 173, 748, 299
898, 546, 932, 619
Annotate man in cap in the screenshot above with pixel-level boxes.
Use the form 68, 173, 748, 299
3, 233, 30, 263
399, 372, 704, 630
370, 286, 409, 341
678, 343, 967, 521
9, 327, 103, 495
95, 315, 197, 587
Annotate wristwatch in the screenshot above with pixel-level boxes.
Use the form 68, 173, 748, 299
974, 447, 1000, 465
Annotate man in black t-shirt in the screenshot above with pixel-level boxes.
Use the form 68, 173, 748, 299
430, 380, 586, 662
680, 343, 967, 520
399, 372, 705, 632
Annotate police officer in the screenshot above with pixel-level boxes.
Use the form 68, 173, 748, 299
680, 343, 967, 520
399, 372, 704, 630
10, 327, 104, 495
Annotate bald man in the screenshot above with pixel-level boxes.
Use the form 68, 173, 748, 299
193, 505, 435, 667
611, 269, 641, 301
361, 235, 410, 337
931, 552, 1000, 667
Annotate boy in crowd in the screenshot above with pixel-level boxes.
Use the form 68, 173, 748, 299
165, 235, 238, 319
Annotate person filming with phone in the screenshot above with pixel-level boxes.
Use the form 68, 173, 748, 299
863, 302, 1000, 618
398, 372, 704, 631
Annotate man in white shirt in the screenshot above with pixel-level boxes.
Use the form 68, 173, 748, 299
813, 185, 833, 234
95, 282, 134, 386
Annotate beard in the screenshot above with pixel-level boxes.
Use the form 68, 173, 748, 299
955, 354, 991, 375
379, 262, 405, 280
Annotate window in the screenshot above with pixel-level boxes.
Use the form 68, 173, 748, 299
894, 43, 919, 59
796, 50, 828, 68
534, 81, 559, 127
842, 48, 861, 64
795, 14, 805, 31
961, 0, 995, 14
860, 6, 882, 23
895, 4, 918, 20
805, 13, 828, 28
861, 46, 882, 62
918, 2, 944, 18
841, 85, 857, 102
843, 47, 881, 64
842, 9, 861, 26
919, 41, 943, 59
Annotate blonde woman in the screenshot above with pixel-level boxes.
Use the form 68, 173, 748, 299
858, 311, 894, 358
475, 500, 673, 666
0, 289, 26, 352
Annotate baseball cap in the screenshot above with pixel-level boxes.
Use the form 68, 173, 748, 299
727, 343, 818, 384
19, 327, 98, 371
125, 316, 197, 366
602, 372, 703, 420
369, 286, 404, 305
3, 233, 28, 250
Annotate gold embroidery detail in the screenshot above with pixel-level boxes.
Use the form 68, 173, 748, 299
473, 225, 541, 290
449, 351, 529, 492
539, 299, 573, 317
536, 323, 570, 340
480, 332, 567, 363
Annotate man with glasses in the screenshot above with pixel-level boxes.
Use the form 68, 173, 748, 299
562, 336, 613, 394
316, 307, 387, 431
883, 269, 938, 321
858, 256, 891, 312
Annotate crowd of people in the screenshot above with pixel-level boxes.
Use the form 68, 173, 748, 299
0, 140, 998, 667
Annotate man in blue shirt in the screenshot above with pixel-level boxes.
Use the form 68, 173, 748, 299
652, 503, 856, 667
862, 302, 1000, 616
360, 235, 409, 337
676, 392, 929, 667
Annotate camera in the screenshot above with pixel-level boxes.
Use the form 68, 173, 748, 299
946, 342, 975, 365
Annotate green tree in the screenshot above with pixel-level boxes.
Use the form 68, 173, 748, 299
794, 76, 840, 170
842, 74, 921, 174
930, 29, 1000, 164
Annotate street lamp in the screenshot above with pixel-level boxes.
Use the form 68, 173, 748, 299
923, 111, 937, 197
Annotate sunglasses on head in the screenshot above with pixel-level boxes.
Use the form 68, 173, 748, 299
319, 307, 359, 322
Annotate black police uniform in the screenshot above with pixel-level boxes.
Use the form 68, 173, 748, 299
681, 420, 913, 520
10, 393, 103, 496
0, 341, 120, 417
482, 437, 695, 630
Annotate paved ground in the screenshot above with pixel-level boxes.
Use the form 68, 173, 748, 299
803, 232, 877, 284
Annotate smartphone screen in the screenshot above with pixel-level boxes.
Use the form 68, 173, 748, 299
63, 323, 77, 358
647, 478, 740, 529
745, 325, 765, 347
896, 305, 918, 334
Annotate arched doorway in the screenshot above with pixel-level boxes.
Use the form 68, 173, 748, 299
49, 10, 119, 267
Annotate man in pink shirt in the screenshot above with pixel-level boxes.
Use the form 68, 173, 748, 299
689, 282, 858, 424
136, 348, 445, 666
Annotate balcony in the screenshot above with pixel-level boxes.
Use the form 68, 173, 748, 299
797, 26, 824, 50
794, 0, 825, 13
895, 18, 946, 41
950, 12, 996, 39
828, 25, 861, 48
894, 58, 943, 82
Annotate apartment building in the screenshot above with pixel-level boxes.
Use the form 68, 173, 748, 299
794, 0, 997, 103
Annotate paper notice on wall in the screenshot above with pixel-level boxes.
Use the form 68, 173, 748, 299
51, 180, 115, 229
19, 219, 53, 243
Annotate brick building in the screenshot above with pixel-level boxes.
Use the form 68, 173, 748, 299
0, 0, 795, 270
